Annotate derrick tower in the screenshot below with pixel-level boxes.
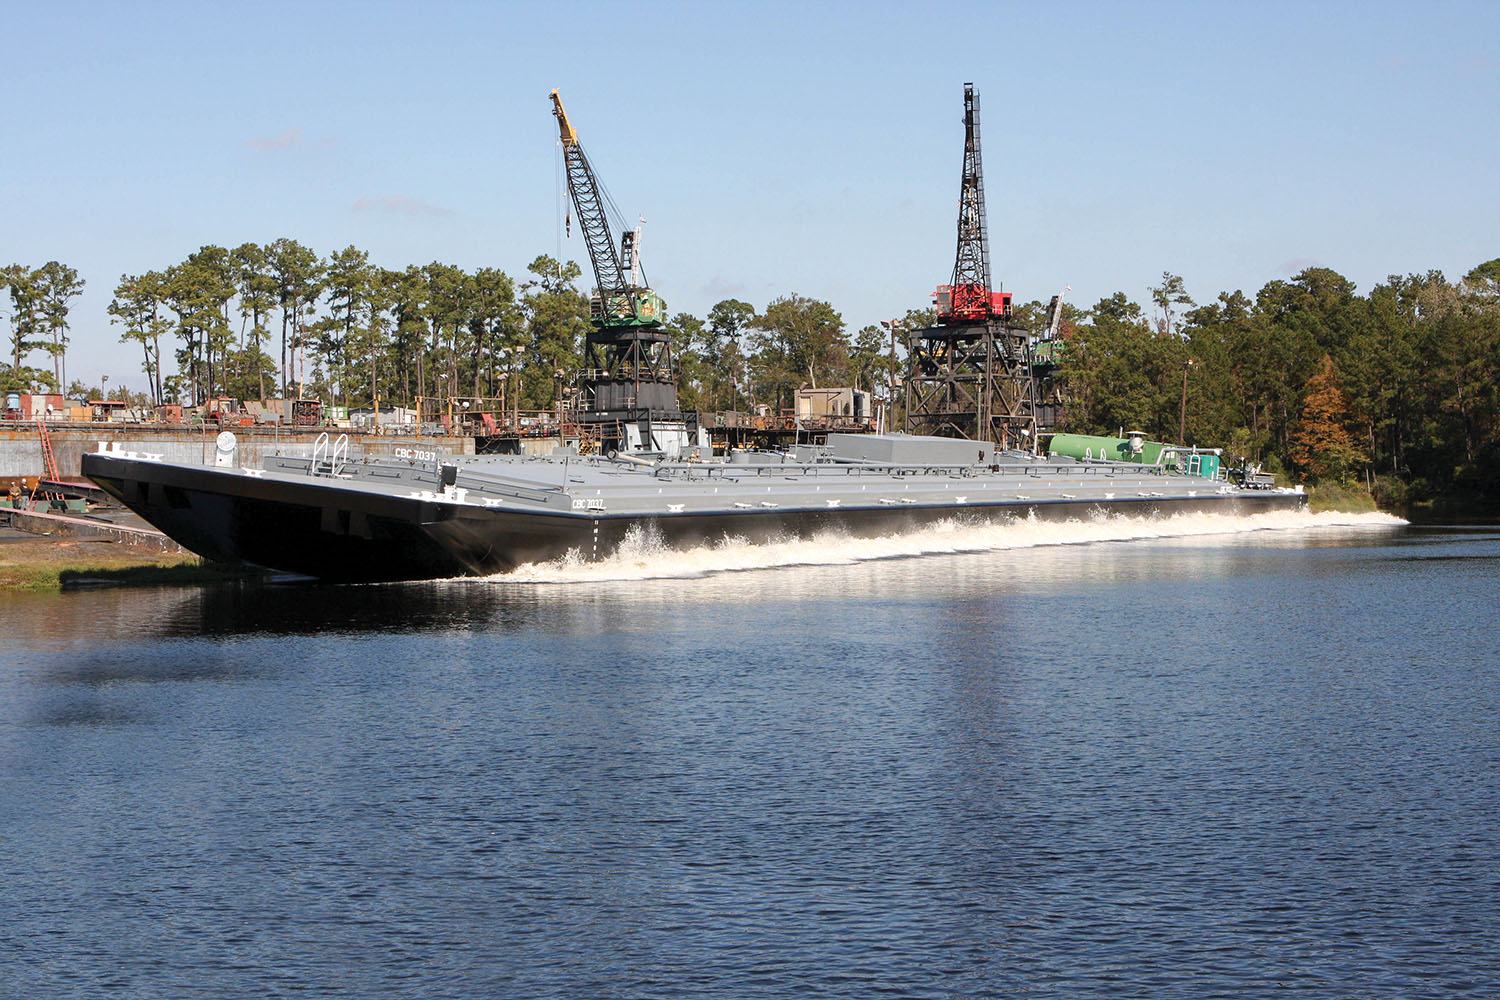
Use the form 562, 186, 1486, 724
551, 90, 692, 450
904, 83, 1037, 450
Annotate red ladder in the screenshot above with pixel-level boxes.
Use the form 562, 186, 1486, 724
29, 417, 66, 512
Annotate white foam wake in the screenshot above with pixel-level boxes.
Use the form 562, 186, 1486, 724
487, 508, 1406, 585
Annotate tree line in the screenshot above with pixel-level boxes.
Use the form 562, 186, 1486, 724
3, 243, 901, 418
1, 262, 86, 394
1046, 262, 1500, 505
4, 245, 1498, 503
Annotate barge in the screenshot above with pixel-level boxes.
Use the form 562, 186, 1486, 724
82, 431, 1306, 582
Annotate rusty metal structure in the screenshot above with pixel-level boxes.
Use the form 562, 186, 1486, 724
904, 83, 1037, 450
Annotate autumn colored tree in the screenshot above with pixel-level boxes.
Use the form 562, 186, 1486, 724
1289, 355, 1367, 484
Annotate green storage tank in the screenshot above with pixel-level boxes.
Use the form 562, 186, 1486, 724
1046, 432, 1222, 479
1047, 433, 1165, 464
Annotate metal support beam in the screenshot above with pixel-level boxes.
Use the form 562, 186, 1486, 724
903, 319, 1037, 451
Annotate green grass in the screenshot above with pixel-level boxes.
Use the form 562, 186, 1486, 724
0, 538, 260, 592
1307, 480, 1380, 513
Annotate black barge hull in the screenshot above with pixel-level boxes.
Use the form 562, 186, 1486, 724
85, 452, 1308, 583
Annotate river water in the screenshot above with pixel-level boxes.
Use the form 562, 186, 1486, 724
2, 511, 1497, 998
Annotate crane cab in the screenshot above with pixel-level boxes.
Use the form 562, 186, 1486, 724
590, 288, 666, 325
934, 283, 1012, 323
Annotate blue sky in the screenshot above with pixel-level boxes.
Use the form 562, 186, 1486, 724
4, 0, 1498, 391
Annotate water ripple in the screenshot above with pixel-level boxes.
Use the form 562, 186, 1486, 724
0, 524, 1496, 998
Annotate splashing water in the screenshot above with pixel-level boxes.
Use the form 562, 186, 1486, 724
487, 508, 1406, 585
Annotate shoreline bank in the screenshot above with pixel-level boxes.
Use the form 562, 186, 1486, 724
0, 531, 259, 592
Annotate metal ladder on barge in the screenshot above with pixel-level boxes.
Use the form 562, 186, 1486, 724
28, 417, 67, 512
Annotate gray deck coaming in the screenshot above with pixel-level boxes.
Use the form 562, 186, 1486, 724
87, 454, 466, 522
87, 450, 1298, 523
87, 452, 1302, 530
452, 456, 1257, 515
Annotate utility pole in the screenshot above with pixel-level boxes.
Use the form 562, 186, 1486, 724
729, 331, 740, 414
1179, 359, 1195, 445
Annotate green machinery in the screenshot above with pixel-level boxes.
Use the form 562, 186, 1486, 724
1047, 432, 1222, 479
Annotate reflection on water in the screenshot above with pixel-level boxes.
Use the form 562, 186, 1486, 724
3, 514, 1498, 998
2, 508, 1423, 644
35, 700, 150, 727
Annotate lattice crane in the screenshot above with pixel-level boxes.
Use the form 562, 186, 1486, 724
904, 83, 1035, 450
933, 83, 1012, 324
550, 89, 666, 329
549, 90, 682, 446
